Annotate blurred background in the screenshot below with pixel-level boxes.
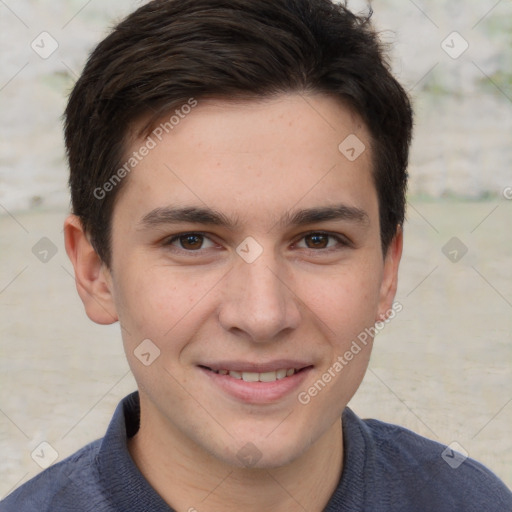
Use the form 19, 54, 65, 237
1, 0, 511, 498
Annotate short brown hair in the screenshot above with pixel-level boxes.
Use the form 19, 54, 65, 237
64, 0, 413, 266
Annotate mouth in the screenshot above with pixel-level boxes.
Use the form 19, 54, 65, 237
199, 365, 311, 383
197, 362, 314, 404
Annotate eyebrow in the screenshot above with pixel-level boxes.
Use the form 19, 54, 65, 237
139, 203, 370, 231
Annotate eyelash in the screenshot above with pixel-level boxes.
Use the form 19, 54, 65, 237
161, 231, 351, 255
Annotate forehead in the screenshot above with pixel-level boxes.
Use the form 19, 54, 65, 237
115, 94, 377, 230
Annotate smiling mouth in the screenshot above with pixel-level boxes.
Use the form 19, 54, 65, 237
199, 365, 311, 383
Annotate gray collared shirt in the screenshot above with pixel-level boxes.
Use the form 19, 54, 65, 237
2, 391, 511, 511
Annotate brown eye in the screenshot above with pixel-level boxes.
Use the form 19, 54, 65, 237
178, 234, 204, 250
304, 233, 329, 249
164, 232, 216, 252
295, 232, 349, 251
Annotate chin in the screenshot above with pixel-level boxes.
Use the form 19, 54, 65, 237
213, 430, 315, 470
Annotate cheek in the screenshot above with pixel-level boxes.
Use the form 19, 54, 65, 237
112, 261, 219, 348
295, 259, 383, 342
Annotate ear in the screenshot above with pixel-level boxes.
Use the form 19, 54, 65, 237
376, 225, 403, 322
63, 214, 118, 325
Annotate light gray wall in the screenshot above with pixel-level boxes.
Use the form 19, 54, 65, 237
1, 0, 511, 211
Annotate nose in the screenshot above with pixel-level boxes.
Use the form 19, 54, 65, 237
218, 250, 301, 343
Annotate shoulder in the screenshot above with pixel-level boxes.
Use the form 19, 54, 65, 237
0, 439, 110, 512
346, 410, 512, 511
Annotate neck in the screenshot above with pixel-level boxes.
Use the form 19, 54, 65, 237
128, 401, 343, 512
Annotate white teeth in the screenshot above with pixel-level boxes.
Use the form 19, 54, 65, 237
216, 368, 298, 382
242, 372, 259, 382
276, 369, 287, 380
259, 371, 277, 382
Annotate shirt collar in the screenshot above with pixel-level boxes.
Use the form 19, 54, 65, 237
97, 391, 369, 511
324, 406, 370, 510
96, 391, 174, 511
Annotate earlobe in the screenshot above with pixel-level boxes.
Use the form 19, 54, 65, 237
63, 215, 118, 325
376, 225, 403, 321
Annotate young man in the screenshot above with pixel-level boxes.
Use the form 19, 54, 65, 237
2, 0, 511, 511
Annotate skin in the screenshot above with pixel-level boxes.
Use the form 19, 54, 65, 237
64, 93, 402, 512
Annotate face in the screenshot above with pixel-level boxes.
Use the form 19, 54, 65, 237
78, 94, 401, 468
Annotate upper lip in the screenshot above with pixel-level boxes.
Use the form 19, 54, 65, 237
199, 360, 313, 373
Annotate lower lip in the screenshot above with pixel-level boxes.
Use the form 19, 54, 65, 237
199, 367, 313, 404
